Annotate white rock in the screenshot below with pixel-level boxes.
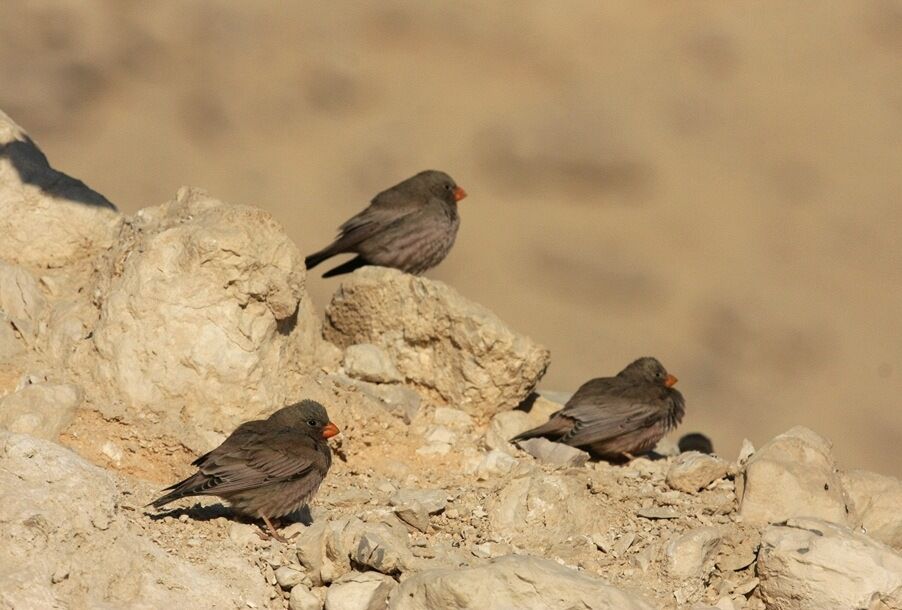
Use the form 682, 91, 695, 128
484, 411, 531, 454
757, 517, 902, 610
417, 426, 456, 456
0, 312, 22, 361
296, 517, 414, 586
843, 469, 902, 551
388, 555, 654, 609
0, 110, 119, 268
229, 522, 263, 547
389, 489, 445, 533
433, 407, 473, 429
88, 187, 322, 450
488, 472, 596, 546
390, 489, 446, 515
0, 383, 81, 440
0, 431, 269, 608
100, 441, 124, 465
351, 380, 421, 423
324, 267, 550, 418
289, 585, 323, 610
342, 344, 402, 384
516, 437, 590, 468
325, 571, 396, 610
476, 450, 518, 479
736, 438, 755, 465
276, 566, 305, 590
737, 427, 851, 526
424, 425, 456, 445
664, 527, 722, 579
0, 262, 46, 346
666, 451, 730, 493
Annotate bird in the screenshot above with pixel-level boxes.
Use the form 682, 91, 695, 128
305, 169, 467, 278
678, 432, 714, 454
148, 400, 339, 541
511, 357, 685, 461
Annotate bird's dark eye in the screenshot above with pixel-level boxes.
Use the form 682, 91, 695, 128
307, 419, 318, 427
445, 183, 452, 191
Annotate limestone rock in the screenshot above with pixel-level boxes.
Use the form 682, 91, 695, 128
476, 450, 518, 479
664, 527, 722, 579
324, 267, 549, 418
88, 187, 321, 450
325, 571, 396, 610
0, 432, 268, 609
347, 378, 421, 423
737, 426, 851, 526
276, 566, 306, 590
353, 526, 416, 576
516, 437, 590, 468
0, 110, 119, 268
488, 471, 595, 546
296, 517, 415, 586
0, 313, 22, 361
0, 262, 47, 346
290, 585, 323, 610
433, 407, 473, 429
390, 489, 446, 532
484, 410, 531, 454
843, 469, 902, 551
757, 517, 902, 610
342, 343, 402, 384
390, 489, 447, 515
389, 555, 654, 610
666, 451, 730, 493
0, 382, 81, 440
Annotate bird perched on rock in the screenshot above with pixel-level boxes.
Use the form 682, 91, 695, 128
305, 169, 467, 277
511, 357, 685, 461
148, 400, 338, 541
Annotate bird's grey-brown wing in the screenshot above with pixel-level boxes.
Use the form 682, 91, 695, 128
194, 428, 330, 496
305, 204, 420, 268
559, 389, 683, 447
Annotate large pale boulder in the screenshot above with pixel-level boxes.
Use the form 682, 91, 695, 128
757, 518, 902, 610
87, 187, 321, 449
388, 555, 654, 610
737, 427, 851, 526
0, 110, 118, 268
0, 431, 269, 609
0, 382, 81, 440
324, 267, 550, 418
843, 469, 902, 551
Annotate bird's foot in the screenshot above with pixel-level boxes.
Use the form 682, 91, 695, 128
258, 514, 289, 543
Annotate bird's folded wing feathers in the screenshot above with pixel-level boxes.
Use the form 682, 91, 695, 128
194, 430, 322, 494
560, 397, 665, 447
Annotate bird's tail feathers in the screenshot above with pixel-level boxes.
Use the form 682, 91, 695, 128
510, 418, 569, 444
146, 472, 212, 509
322, 256, 368, 278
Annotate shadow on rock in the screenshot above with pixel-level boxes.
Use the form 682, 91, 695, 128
0, 136, 117, 210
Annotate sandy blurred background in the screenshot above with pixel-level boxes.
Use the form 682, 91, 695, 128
1, 1, 900, 475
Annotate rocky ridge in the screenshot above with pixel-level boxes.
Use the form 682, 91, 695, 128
1, 109, 900, 610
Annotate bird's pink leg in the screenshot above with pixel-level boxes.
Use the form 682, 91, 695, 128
256, 514, 288, 543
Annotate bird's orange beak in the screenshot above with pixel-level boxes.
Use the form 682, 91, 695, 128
322, 422, 340, 439
664, 374, 678, 388
453, 186, 467, 202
